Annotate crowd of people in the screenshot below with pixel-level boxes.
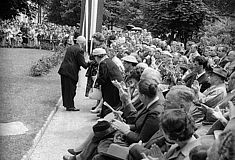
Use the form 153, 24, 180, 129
0, 19, 80, 49
2, 17, 235, 160
59, 26, 235, 160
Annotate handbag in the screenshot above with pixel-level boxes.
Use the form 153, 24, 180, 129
88, 87, 102, 100
88, 73, 102, 100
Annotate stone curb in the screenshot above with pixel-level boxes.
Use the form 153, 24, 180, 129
21, 96, 62, 160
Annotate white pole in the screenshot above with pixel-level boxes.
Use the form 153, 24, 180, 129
85, 0, 89, 53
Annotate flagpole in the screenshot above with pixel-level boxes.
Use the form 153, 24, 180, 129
85, 0, 89, 53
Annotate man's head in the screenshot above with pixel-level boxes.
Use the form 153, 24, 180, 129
76, 36, 86, 48
121, 55, 138, 73
227, 51, 235, 62
193, 56, 207, 73
208, 67, 227, 85
228, 72, 235, 92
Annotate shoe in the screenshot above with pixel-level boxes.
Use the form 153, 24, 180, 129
90, 108, 101, 114
91, 106, 97, 110
63, 155, 76, 160
68, 149, 82, 155
66, 108, 80, 111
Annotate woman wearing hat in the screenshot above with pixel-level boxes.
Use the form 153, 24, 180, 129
92, 48, 124, 117
85, 32, 106, 111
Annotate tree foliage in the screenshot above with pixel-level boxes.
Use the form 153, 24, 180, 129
143, 0, 214, 44
202, 0, 235, 17
47, 0, 81, 26
199, 17, 235, 48
103, 0, 143, 29
0, 0, 30, 20
0, 0, 48, 20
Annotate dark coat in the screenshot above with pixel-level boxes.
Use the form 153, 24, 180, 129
123, 100, 164, 144
96, 58, 124, 109
58, 44, 88, 82
184, 72, 211, 92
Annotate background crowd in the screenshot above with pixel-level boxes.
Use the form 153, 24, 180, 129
0, 19, 79, 50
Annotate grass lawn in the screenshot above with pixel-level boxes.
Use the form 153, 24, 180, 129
0, 48, 61, 160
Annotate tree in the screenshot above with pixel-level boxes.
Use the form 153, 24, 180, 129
47, 0, 64, 25
0, 0, 48, 20
47, 0, 81, 26
143, 0, 213, 45
103, 0, 143, 29
61, 0, 82, 26
0, 0, 30, 20
202, 0, 235, 17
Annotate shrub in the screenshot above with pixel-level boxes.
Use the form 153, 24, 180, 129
30, 46, 65, 76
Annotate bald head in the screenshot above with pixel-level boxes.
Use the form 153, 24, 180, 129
76, 36, 86, 44
228, 50, 235, 62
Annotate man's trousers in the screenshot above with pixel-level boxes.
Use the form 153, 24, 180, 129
60, 75, 77, 109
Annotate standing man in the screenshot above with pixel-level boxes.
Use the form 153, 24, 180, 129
58, 36, 90, 111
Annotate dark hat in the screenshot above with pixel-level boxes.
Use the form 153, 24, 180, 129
92, 120, 116, 142
211, 67, 228, 79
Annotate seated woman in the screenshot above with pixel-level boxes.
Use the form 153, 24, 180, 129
129, 109, 206, 160
124, 66, 145, 112
63, 78, 164, 160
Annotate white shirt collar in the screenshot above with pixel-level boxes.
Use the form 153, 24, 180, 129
146, 96, 159, 109
196, 70, 205, 79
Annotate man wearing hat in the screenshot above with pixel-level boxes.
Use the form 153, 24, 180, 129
121, 55, 138, 80
192, 67, 227, 108
58, 36, 90, 111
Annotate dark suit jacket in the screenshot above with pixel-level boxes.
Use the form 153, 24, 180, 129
96, 58, 124, 108
58, 44, 88, 82
122, 100, 164, 144
184, 71, 211, 92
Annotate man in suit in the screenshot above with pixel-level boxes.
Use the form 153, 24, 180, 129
58, 36, 90, 111
184, 56, 211, 92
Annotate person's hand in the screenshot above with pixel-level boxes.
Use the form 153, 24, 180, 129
111, 119, 130, 134
113, 110, 124, 122
112, 80, 122, 90
212, 106, 224, 120
191, 80, 200, 93
112, 80, 131, 105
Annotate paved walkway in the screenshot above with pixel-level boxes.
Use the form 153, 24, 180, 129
29, 68, 98, 160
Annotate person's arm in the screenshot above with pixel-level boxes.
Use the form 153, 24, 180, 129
77, 50, 89, 69
125, 111, 161, 144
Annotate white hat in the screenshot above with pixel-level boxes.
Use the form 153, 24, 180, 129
76, 36, 86, 43
161, 51, 173, 58
121, 55, 138, 64
136, 62, 148, 69
92, 48, 107, 56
